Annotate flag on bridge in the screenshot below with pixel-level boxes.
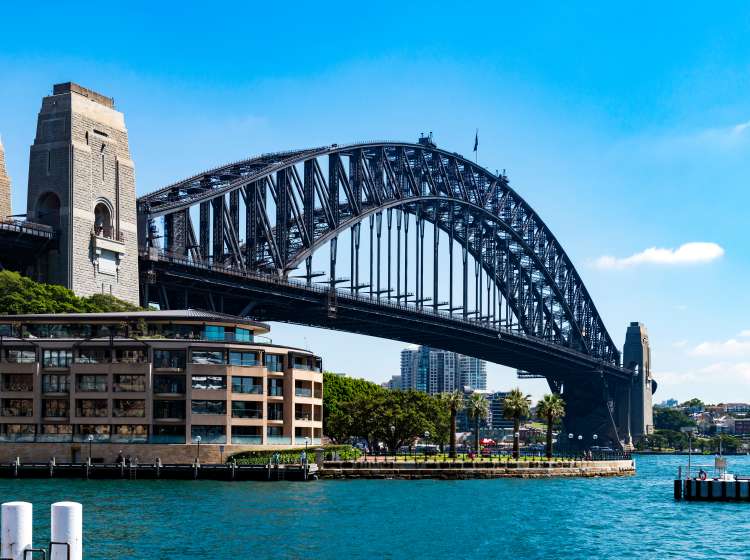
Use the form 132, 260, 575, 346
473, 129, 479, 152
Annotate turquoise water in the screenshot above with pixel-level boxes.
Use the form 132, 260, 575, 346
0, 455, 748, 559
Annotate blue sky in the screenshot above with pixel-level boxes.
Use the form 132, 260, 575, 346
2, 2, 750, 402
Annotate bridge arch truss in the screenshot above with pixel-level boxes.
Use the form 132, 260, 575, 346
138, 140, 620, 367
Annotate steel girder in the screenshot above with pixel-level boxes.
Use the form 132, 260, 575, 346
138, 141, 620, 366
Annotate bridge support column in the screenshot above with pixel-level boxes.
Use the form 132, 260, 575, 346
623, 322, 654, 442
559, 374, 625, 450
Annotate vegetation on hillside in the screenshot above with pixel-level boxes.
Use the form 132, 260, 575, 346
0, 270, 141, 314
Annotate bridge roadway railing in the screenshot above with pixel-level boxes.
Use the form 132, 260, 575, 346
0, 219, 55, 238
143, 249, 630, 376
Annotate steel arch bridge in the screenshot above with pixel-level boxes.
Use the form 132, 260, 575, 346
137, 137, 649, 447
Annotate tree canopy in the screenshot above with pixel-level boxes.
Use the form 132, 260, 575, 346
654, 407, 695, 431
322, 373, 449, 451
0, 270, 141, 314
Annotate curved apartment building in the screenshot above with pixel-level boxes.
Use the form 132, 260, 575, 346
0, 310, 323, 463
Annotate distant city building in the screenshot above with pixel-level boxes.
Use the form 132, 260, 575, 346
488, 391, 513, 431
399, 345, 486, 395
734, 419, 750, 435
659, 399, 678, 408
382, 375, 401, 390
724, 403, 750, 414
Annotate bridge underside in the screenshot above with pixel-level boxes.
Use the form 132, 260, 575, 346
141, 255, 634, 448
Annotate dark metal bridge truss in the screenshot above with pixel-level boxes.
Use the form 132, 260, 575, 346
138, 139, 636, 446
139, 140, 620, 362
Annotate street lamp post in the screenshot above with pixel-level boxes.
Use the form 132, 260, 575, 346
577, 435, 583, 459
195, 435, 202, 465
568, 433, 573, 457
424, 431, 430, 463
87, 434, 93, 465
592, 433, 598, 459
390, 425, 396, 462
514, 432, 520, 460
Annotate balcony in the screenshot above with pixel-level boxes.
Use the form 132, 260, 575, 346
232, 435, 262, 444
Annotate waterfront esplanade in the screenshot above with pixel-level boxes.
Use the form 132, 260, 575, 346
0, 310, 323, 463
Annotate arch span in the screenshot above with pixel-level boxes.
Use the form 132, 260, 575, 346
139, 140, 620, 366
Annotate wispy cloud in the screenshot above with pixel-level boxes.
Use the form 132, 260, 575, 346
594, 242, 724, 270
739, 330, 750, 338
690, 338, 750, 359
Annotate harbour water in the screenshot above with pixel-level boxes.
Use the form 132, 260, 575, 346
0, 454, 748, 559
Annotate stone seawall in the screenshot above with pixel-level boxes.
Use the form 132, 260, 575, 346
320, 459, 635, 479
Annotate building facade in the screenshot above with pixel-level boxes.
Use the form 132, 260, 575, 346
0, 136, 11, 221
399, 345, 486, 395
0, 311, 323, 463
26, 83, 139, 304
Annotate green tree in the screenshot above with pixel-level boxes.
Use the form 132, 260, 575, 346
680, 398, 704, 411
322, 372, 384, 442
442, 391, 465, 458
536, 393, 565, 459
466, 393, 489, 455
654, 408, 696, 431
0, 270, 140, 315
504, 388, 531, 459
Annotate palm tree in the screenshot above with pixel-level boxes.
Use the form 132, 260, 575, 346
442, 391, 465, 458
536, 393, 565, 459
503, 388, 531, 459
466, 393, 489, 455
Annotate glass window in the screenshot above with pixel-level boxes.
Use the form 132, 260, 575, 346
151, 425, 185, 444
76, 349, 110, 364
264, 354, 284, 372
38, 424, 72, 442
2, 424, 36, 442
314, 382, 322, 399
43, 349, 73, 368
42, 374, 69, 393
191, 350, 227, 365
6, 348, 35, 363
153, 374, 185, 394
77, 374, 107, 392
232, 401, 262, 419
231, 425, 261, 444
111, 424, 148, 443
115, 348, 147, 363
267, 402, 284, 421
191, 375, 226, 391
191, 425, 226, 444
113, 399, 146, 417
295, 404, 313, 421
229, 351, 259, 367
191, 400, 226, 415
153, 400, 186, 419
113, 374, 146, 392
2, 399, 33, 417
153, 349, 186, 369
231, 376, 263, 394
202, 325, 225, 341
43, 399, 69, 418
3, 374, 33, 392
235, 328, 252, 342
75, 424, 110, 442
295, 381, 313, 398
75, 399, 108, 417
268, 379, 284, 397
267, 425, 283, 437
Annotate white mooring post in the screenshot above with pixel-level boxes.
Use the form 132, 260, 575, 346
1, 501, 32, 560
50, 501, 82, 560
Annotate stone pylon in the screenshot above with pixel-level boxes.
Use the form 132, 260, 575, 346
27, 83, 139, 305
0, 135, 12, 221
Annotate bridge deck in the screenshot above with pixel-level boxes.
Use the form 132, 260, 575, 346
140, 250, 633, 382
